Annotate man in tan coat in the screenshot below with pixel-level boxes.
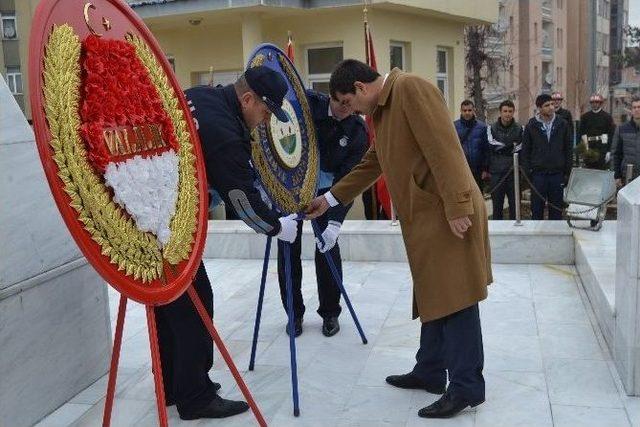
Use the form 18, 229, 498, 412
306, 60, 492, 419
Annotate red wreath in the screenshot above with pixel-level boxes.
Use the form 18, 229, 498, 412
79, 34, 179, 171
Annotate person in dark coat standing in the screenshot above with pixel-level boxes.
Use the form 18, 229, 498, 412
521, 94, 573, 220
485, 100, 522, 220
276, 89, 368, 338
156, 66, 299, 421
578, 93, 615, 169
552, 91, 574, 145
613, 97, 640, 187
453, 100, 488, 191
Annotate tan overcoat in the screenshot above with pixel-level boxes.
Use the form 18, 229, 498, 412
331, 69, 492, 322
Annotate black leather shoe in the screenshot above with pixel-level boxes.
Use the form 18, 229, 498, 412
179, 395, 250, 420
322, 317, 340, 337
166, 382, 221, 406
285, 317, 303, 337
385, 372, 446, 394
418, 393, 484, 418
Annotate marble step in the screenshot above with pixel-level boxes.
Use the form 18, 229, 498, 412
204, 220, 575, 264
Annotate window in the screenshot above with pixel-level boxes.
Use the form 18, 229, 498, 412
534, 65, 539, 86
559, 67, 563, 87
509, 65, 514, 88
6, 66, 22, 94
1, 14, 17, 39
306, 44, 343, 94
509, 16, 514, 40
534, 22, 538, 44
557, 0, 563, 9
436, 48, 450, 104
389, 42, 406, 70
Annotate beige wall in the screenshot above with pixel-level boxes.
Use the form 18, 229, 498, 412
149, 7, 468, 116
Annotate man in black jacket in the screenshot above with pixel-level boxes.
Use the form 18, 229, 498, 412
613, 97, 640, 187
155, 66, 299, 421
485, 100, 522, 220
277, 90, 368, 338
578, 93, 615, 169
522, 93, 573, 220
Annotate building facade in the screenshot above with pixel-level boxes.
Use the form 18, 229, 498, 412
4, 0, 498, 121
128, 0, 497, 117
481, 0, 570, 123
479, 0, 624, 125
0, 0, 39, 120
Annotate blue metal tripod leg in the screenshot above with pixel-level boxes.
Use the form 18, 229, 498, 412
311, 219, 368, 345
249, 236, 272, 371
283, 242, 301, 416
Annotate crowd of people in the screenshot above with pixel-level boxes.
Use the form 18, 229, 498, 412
454, 93, 640, 220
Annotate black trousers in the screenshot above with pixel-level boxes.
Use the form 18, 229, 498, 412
277, 214, 342, 320
155, 262, 217, 414
362, 186, 389, 220
490, 170, 515, 220
531, 172, 564, 220
411, 304, 485, 403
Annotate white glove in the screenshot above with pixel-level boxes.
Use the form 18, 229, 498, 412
316, 221, 341, 253
277, 214, 298, 243
605, 152, 611, 163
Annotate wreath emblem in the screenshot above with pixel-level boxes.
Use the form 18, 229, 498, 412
42, 25, 199, 283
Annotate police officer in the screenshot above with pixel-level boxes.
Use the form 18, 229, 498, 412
578, 93, 615, 169
155, 66, 298, 421
485, 100, 522, 220
277, 89, 368, 338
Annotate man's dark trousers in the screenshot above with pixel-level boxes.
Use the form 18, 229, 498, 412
410, 303, 485, 403
531, 172, 564, 220
277, 214, 342, 320
490, 171, 515, 220
155, 262, 218, 414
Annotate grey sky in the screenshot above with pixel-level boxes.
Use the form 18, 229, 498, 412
630, 0, 639, 27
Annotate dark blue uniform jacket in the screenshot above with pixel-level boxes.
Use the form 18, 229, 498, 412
186, 84, 281, 236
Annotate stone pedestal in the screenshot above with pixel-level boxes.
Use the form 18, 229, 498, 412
615, 177, 640, 396
0, 77, 111, 426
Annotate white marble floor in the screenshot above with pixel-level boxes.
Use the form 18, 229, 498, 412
36, 260, 640, 427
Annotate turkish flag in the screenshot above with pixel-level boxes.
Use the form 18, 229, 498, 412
364, 21, 392, 219
286, 31, 295, 63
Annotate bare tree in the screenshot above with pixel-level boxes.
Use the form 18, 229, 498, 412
464, 24, 510, 122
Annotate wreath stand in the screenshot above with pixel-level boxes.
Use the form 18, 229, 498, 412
101, 282, 268, 427
247, 218, 368, 417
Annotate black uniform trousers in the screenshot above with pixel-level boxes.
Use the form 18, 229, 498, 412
277, 214, 342, 320
530, 172, 564, 220
411, 303, 485, 403
155, 262, 218, 415
490, 169, 515, 220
